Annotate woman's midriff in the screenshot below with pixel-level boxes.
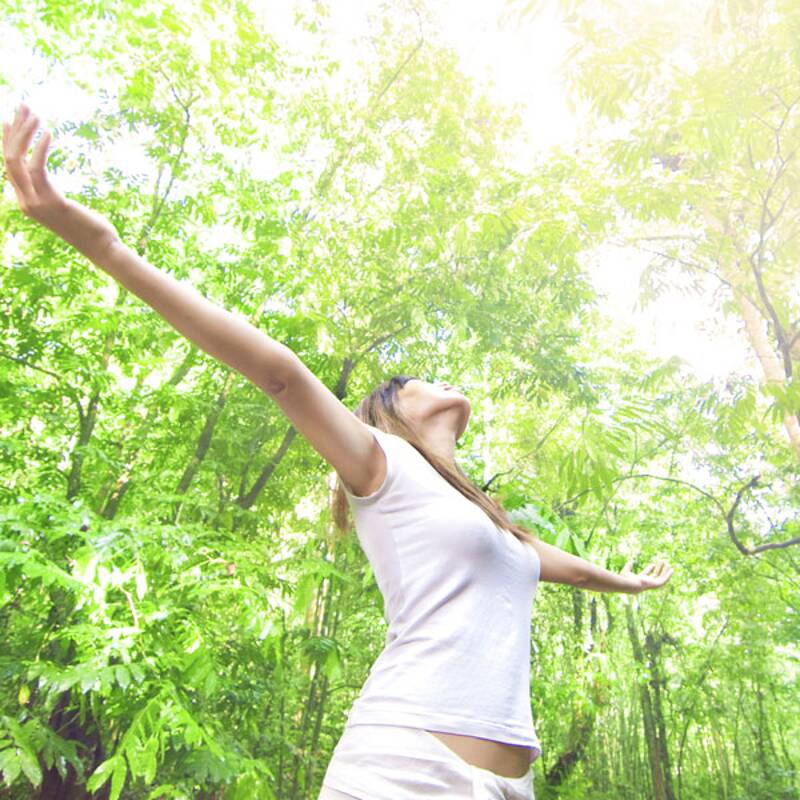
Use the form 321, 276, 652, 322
426, 730, 533, 779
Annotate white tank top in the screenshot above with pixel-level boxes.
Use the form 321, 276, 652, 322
339, 426, 542, 756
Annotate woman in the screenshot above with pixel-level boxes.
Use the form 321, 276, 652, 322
3, 105, 672, 799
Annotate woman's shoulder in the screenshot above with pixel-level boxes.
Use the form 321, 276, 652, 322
364, 425, 402, 444
362, 425, 418, 466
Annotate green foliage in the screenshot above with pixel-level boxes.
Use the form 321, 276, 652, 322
0, 0, 798, 798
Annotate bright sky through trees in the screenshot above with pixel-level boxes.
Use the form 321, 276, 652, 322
260, 0, 754, 383
0, 0, 752, 383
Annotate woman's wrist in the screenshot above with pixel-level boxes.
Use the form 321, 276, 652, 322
578, 562, 640, 594
621, 574, 643, 594
54, 198, 120, 264
604, 568, 641, 594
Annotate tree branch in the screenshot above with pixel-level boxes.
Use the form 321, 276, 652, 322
558, 471, 725, 514
315, 35, 425, 198
724, 474, 800, 554
559, 471, 800, 555
481, 410, 571, 492
136, 87, 197, 254
0, 345, 81, 400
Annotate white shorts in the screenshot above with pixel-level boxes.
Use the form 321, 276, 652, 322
318, 723, 535, 799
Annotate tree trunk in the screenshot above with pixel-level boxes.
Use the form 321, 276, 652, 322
645, 632, 676, 800
734, 288, 800, 454
97, 345, 197, 518
625, 603, 674, 800
65, 286, 128, 500
544, 591, 608, 788
168, 372, 234, 523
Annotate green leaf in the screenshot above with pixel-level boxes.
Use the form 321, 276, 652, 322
87, 756, 118, 793
135, 561, 147, 600
110, 756, 128, 800
0, 747, 21, 785
323, 644, 343, 681
0, 717, 40, 786
18, 748, 41, 788
116, 665, 131, 690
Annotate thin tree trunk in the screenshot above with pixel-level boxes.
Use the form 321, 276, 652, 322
645, 632, 676, 800
65, 289, 125, 500
289, 585, 329, 798
625, 603, 671, 800
168, 371, 234, 523
735, 288, 800, 454
237, 357, 356, 509
97, 345, 197, 518
237, 425, 298, 510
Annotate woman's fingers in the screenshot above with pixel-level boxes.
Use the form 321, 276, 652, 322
5, 104, 28, 147
13, 103, 30, 127
1, 122, 9, 167
11, 108, 39, 159
3, 104, 56, 215
635, 560, 673, 590
621, 557, 673, 591
20, 115, 41, 163
29, 129, 53, 196
4, 107, 38, 200
649, 563, 673, 587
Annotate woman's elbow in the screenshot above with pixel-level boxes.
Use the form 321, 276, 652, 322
256, 343, 297, 395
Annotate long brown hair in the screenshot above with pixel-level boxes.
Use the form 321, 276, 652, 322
331, 375, 538, 549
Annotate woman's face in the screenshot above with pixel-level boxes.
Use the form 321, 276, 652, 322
395, 378, 471, 440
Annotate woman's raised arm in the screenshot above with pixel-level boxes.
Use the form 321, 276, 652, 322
3, 104, 385, 498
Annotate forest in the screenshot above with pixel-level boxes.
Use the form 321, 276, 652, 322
0, 0, 798, 798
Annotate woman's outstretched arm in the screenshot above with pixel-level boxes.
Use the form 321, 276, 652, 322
3, 104, 290, 394
3, 104, 386, 498
531, 538, 673, 594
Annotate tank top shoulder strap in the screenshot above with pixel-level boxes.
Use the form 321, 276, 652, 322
342, 425, 402, 507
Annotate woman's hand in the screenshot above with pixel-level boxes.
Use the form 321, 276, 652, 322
3, 103, 119, 261
620, 559, 673, 594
